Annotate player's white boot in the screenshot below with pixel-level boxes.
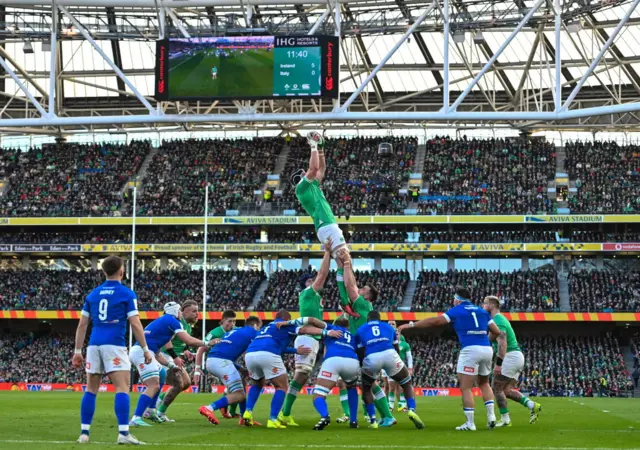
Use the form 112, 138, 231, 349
117, 433, 146, 445
456, 422, 477, 431
487, 415, 497, 429
77, 434, 90, 444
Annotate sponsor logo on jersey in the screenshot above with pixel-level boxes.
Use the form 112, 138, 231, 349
85, 362, 91, 370
463, 366, 475, 374
272, 367, 279, 374
223, 375, 229, 381
321, 371, 333, 377
113, 357, 122, 367
396, 362, 402, 368
139, 364, 145, 370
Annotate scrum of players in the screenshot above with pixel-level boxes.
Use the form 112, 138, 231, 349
70, 132, 542, 444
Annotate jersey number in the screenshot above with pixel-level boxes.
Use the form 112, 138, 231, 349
372, 326, 380, 337
98, 299, 108, 321
471, 312, 479, 328
344, 332, 352, 343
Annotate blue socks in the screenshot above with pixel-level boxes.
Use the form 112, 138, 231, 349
365, 402, 377, 423
407, 396, 416, 411
246, 385, 262, 412
134, 393, 153, 418
211, 397, 229, 411
313, 396, 329, 418
80, 391, 97, 435
114, 392, 130, 436
270, 389, 286, 421
347, 388, 359, 424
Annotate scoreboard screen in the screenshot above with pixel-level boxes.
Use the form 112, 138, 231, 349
155, 35, 339, 101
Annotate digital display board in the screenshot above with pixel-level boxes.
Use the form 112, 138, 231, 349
155, 35, 339, 101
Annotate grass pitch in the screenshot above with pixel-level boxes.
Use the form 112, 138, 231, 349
0, 392, 638, 449
168, 49, 274, 98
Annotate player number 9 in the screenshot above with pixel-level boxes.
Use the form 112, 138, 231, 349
98, 298, 108, 321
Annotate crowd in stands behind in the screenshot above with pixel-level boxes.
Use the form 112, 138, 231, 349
0, 269, 265, 311
256, 268, 409, 312
277, 136, 417, 216
566, 141, 640, 214
569, 269, 640, 312
412, 269, 559, 312
1, 332, 631, 397
0, 227, 639, 245
417, 137, 556, 215
0, 141, 150, 217
408, 334, 632, 397
136, 138, 278, 216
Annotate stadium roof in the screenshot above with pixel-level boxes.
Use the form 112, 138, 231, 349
1, 0, 640, 134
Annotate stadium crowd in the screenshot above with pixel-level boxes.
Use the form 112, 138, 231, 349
408, 333, 632, 396
416, 137, 556, 215
565, 141, 640, 214
0, 227, 638, 244
277, 136, 417, 216
256, 268, 409, 312
136, 138, 278, 216
412, 269, 559, 311
0, 332, 632, 397
0, 269, 265, 311
569, 269, 640, 312
0, 141, 150, 217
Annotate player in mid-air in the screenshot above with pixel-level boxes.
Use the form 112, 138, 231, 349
399, 287, 506, 431
194, 310, 239, 419
277, 243, 331, 427
482, 296, 542, 426
309, 316, 360, 430
357, 311, 424, 429
334, 249, 395, 425
151, 300, 200, 422
384, 321, 413, 412
198, 316, 263, 425
242, 311, 340, 428
129, 301, 209, 427
72, 255, 151, 445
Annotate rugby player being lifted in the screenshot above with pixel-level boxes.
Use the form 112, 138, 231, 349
293, 131, 359, 319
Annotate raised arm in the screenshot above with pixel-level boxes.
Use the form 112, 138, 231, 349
342, 256, 360, 302
306, 145, 320, 180
317, 148, 326, 183
312, 248, 331, 292
397, 315, 449, 333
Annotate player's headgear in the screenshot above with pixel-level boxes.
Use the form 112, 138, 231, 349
164, 301, 181, 318
299, 273, 314, 290
291, 168, 305, 185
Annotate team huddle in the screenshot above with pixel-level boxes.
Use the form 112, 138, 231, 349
70, 133, 542, 445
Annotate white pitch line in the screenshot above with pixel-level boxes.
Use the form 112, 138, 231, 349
0, 440, 639, 450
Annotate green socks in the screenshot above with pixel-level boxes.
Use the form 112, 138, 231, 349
372, 384, 393, 419
228, 402, 238, 416
499, 407, 509, 415
340, 389, 350, 416
389, 392, 396, 409
337, 268, 350, 306
282, 380, 303, 416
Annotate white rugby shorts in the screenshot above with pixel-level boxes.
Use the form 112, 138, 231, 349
294, 335, 320, 368
244, 351, 287, 381
362, 349, 405, 379
501, 351, 525, 380
457, 345, 493, 377
317, 357, 360, 384
317, 224, 346, 253
206, 357, 243, 391
130, 345, 161, 381
85, 345, 130, 374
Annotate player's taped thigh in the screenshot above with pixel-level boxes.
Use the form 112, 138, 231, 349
361, 372, 376, 388
227, 380, 244, 393
295, 364, 314, 375
395, 374, 412, 386
313, 384, 332, 397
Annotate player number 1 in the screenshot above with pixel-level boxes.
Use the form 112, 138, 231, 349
99, 298, 108, 321
471, 312, 479, 328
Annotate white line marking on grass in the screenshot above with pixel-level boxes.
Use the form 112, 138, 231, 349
1, 440, 639, 450
602, 410, 610, 413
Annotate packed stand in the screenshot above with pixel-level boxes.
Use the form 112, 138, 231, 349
565, 141, 640, 214
418, 230, 556, 243
0, 269, 265, 311
256, 269, 409, 312
569, 269, 640, 312
0, 141, 150, 217
569, 230, 640, 242
412, 269, 559, 312
408, 333, 631, 396
137, 138, 279, 216
0, 333, 85, 384
277, 136, 417, 216
417, 137, 555, 215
